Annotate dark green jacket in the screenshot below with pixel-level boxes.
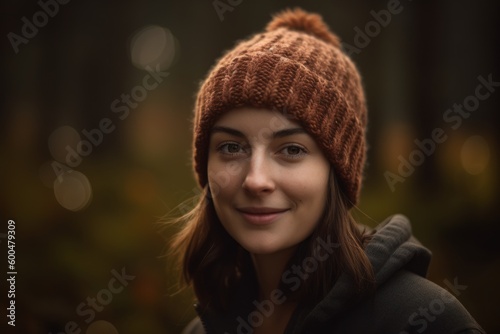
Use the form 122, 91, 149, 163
182, 215, 485, 333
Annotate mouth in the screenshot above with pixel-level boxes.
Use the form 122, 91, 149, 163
236, 207, 290, 225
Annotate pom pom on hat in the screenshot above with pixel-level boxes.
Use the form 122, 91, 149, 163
266, 8, 341, 47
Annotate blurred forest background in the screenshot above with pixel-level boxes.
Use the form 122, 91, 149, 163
1, 0, 499, 333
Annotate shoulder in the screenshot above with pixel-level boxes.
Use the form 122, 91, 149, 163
182, 317, 205, 334
380, 270, 483, 332
335, 270, 485, 333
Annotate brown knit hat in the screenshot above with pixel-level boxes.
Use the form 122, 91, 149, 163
192, 8, 367, 206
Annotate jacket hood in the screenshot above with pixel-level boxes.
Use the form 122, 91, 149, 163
296, 214, 432, 332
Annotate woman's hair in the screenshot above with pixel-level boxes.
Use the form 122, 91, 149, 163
169, 168, 375, 311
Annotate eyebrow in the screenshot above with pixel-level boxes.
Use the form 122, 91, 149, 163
211, 126, 306, 139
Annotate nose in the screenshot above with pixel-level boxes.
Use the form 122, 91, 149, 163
242, 151, 275, 195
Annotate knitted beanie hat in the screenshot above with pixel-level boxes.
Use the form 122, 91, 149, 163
192, 8, 367, 206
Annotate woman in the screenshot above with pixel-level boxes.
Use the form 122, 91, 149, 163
172, 8, 484, 334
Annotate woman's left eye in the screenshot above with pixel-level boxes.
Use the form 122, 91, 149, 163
279, 145, 307, 158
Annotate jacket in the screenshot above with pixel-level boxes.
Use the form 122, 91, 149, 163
182, 214, 485, 333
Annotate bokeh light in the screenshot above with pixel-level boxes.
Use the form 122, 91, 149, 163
53, 170, 92, 211
460, 135, 491, 175
130, 25, 176, 71
86, 320, 119, 334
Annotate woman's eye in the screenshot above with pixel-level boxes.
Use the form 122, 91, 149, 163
280, 145, 307, 158
218, 143, 244, 155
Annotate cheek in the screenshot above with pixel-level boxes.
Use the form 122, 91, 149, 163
296, 180, 327, 211
284, 164, 329, 219
288, 164, 328, 197
207, 160, 243, 202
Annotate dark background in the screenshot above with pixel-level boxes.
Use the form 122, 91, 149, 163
1, 0, 499, 333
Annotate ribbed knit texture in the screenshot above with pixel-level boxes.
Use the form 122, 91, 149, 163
192, 8, 367, 205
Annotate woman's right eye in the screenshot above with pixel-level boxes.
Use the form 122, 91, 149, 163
217, 142, 245, 155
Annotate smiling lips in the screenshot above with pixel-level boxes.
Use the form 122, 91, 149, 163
237, 207, 289, 225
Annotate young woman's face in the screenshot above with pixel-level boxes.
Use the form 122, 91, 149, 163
207, 108, 330, 255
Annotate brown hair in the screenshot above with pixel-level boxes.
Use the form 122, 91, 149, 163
170, 168, 375, 311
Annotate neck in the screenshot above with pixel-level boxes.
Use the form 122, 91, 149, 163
250, 247, 297, 301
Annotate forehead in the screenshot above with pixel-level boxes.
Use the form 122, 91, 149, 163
212, 108, 301, 132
